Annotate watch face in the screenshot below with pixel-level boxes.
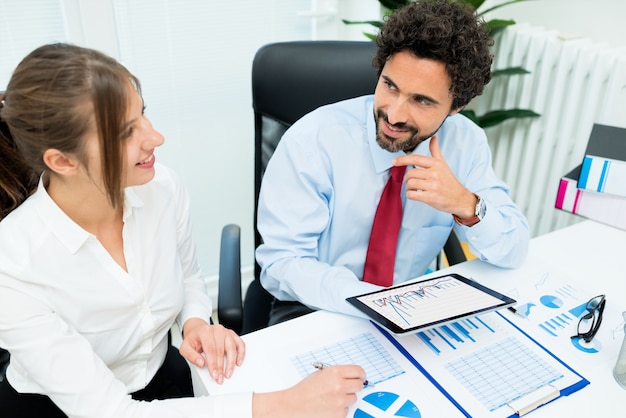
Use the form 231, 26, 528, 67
476, 196, 486, 219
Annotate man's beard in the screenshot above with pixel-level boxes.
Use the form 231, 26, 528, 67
374, 109, 438, 153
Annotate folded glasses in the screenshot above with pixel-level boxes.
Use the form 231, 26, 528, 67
571, 294, 606, 343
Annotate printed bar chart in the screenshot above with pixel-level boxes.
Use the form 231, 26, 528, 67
291, 332, 405, 385
445, 337, 563, 411
417, 316, 495, 355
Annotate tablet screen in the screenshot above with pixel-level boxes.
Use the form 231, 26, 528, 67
346, 273, 516, 334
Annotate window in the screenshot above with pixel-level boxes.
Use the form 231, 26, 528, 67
112, 0, 313, 277
0, 0, 67, 86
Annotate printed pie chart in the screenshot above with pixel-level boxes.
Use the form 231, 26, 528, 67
570, 336, 602, 353
540, 295, 563, 309
354, 392, 421, 418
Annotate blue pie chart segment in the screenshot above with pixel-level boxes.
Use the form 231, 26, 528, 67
571, 336, 601, 353
569, 302, 588, 318
540, 295, 563, 309
354, 409, 375, 418
355, 392, 421, 418
363, 392, 399, 411
396, 400, 422, 417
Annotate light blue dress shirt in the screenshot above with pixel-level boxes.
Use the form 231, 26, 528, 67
256, 95, 530, 317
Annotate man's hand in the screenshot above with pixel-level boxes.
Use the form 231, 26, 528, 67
393, 136, 476, 219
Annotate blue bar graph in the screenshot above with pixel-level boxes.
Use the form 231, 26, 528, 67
538, 304, 583, 338
416, 316, 496, 355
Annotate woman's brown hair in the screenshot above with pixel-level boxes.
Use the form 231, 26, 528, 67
0, 43, 141, 219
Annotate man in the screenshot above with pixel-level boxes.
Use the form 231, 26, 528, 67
256, 0, 530, 324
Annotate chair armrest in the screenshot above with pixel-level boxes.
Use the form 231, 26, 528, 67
443, 229, 467, 266
217, 224, 243, 334
0, 347, 9, 382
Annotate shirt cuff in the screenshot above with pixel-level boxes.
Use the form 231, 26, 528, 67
211, 392, 253, 418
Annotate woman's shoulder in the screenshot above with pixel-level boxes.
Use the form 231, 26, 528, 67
0, 191, 46, 271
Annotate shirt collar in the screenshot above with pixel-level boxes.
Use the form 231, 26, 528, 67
123, 186, 144, 222
33, 177, 144, 254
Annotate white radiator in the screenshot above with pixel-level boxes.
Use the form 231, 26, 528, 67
472, 23, 626, 238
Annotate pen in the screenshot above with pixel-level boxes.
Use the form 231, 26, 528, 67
311, 361, 374, 387
508, 306, 527, 318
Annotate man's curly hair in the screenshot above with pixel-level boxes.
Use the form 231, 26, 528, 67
373, 0, 493, 110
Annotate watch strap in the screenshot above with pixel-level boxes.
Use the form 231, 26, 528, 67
453, 194, 484, 226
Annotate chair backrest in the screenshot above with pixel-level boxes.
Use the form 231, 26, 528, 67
252, 40, 379, 255
0, 348, 8, 381
243, 41, 379, 334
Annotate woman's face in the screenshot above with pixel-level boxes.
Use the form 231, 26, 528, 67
81, 86, 164, 193
119, 88, 164, 188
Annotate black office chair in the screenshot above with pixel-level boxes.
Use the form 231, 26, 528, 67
0, 348, 8, 382
217, 41, 466, 335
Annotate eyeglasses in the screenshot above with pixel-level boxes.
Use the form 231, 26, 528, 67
571, 294, 606, 343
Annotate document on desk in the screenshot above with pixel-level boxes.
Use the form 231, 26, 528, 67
202, 312, 467, 417
377, 311, 589, 417
198, 310, 588, 418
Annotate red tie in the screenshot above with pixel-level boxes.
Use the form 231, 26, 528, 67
363, 166, 405, 287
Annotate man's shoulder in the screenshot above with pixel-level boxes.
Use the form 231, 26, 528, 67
444, 112, 483, 130
294, 94, 373, 127
440, 113, 487, 142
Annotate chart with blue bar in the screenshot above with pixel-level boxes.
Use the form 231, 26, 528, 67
508, 274, 605, 354
393, 311, 588, 418
416, 315, 496, 356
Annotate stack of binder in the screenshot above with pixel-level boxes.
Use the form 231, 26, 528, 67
555, 124, 626, 230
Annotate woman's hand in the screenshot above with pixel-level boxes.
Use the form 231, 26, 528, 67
252, 365, 366, 418
179, 318, 246, 384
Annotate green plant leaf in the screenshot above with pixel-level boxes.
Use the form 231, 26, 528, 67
486, 18, 516, 30
492, 67, 530, 77
476, 109, 541, 128
341, 19, 384, 29
464, 0, 486, 11
364, 32, 377, 42
479, 0, 533, 16
486, 18, 516, 37
379, 0, 410, 10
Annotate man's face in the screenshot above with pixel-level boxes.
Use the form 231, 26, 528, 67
373, 50, 459, 153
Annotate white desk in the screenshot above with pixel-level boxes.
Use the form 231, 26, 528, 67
193, 220, 626, 417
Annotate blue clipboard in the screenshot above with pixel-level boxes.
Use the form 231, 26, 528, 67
372, 310, 589, 417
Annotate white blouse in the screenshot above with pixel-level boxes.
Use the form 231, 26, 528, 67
0, 164, 252, 417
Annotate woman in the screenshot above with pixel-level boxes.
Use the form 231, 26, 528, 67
0, 43, 364, 417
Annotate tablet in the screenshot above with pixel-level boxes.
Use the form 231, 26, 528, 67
346, 273, 516, 334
